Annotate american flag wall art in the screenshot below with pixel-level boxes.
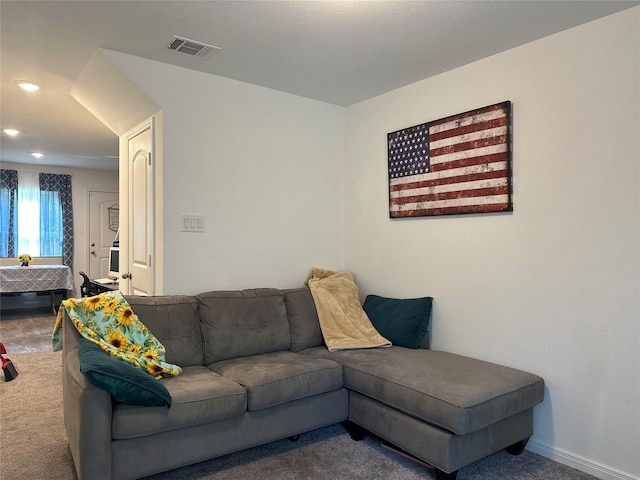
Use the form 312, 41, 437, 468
388, 101, 512, 218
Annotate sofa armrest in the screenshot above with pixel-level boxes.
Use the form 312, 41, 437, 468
63, 312, 113, 480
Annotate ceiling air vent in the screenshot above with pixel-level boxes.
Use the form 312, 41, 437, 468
167, 35, 220, 58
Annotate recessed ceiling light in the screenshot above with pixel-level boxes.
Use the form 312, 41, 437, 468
31, 152, 44, 159
15, 81, 40, 92
3, 129, 20, 136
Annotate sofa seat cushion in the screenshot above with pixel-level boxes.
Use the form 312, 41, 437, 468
208, 351, 343, 411
301, 346, 544, 436
112, 366, 246, 440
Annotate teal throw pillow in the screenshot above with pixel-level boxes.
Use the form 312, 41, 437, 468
363, 295, 432, 349
78, 338, 172, 407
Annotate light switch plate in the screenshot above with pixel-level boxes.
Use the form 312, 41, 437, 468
181, 214, 205, 232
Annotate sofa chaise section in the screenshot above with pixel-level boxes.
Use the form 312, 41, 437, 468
302, 345, 544, 478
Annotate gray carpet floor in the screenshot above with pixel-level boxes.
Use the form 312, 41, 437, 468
0, 350, 598, 480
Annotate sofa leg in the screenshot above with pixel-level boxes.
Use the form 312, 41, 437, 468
287, 434, 300, 442
434, 468, 458, 480
506, 437, 529, 455
343, 421, 366, 441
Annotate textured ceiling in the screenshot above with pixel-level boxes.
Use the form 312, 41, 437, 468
1, 0, 637, 170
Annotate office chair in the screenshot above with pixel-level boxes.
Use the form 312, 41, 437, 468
79, 271, 95, 297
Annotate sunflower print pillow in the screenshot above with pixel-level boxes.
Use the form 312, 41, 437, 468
52, 290, 182, 378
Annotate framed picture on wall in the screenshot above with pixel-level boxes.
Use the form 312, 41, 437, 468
387, 101, 512, 218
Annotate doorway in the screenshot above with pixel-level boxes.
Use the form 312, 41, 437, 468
88, 191, 119, 279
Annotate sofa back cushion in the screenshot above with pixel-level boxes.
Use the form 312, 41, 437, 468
197, 289, 290, 364
124, 295, 203, 367
283, 287, 324, 352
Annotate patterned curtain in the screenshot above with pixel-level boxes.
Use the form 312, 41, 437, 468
0, 169, 18, 257
39, 173, 74, 268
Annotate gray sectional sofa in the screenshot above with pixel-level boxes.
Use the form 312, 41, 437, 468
61, 287, 544, 480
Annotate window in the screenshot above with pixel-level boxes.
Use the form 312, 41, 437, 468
0, 169, 74, 268
40, 190, 64, 256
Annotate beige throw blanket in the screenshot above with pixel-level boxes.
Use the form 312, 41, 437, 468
306, 268, 391, 352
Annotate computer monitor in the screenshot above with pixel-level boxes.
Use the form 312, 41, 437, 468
107, 247, 120, 279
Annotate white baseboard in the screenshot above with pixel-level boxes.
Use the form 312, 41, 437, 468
527, 440, 639, 480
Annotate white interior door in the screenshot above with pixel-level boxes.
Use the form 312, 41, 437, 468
88, 191, 119, 278
126, 120, 154, 295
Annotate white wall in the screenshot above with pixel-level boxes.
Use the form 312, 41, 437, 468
104, 51, 346, 294
0, 161, 119, 293
344, 8, 639, 480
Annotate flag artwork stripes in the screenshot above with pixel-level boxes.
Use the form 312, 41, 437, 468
388, 101, 512, 217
